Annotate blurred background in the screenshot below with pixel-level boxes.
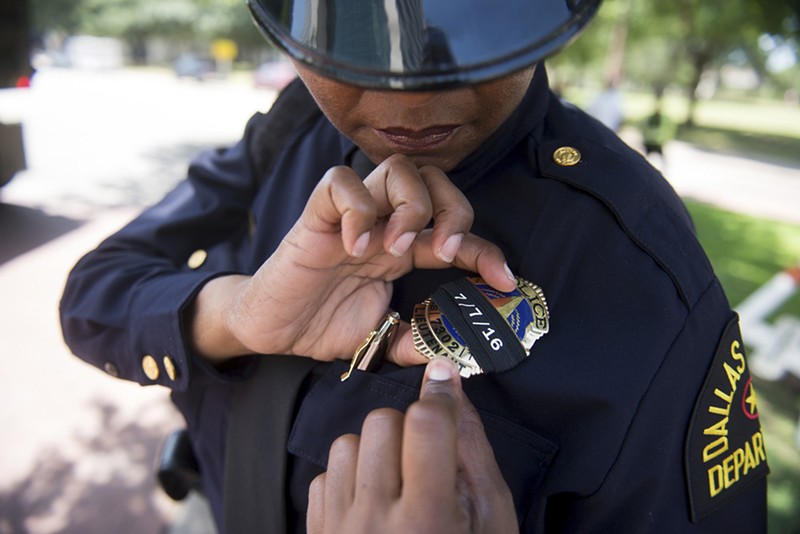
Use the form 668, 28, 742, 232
0, 0, 798, 532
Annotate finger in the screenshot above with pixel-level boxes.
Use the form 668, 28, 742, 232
324, 433, 360, 515
301, 165, 378, 258
401, 358, 461, 505
364, 155, 433, 257
419, 356, 463, 403
455, 391, 518, 529
354, 408, 404, 501
410, 231, 517, 293
456, 391, 512, 500
418, 166, 474, 264
385, 322, 429, 367
307, 473, 326, 534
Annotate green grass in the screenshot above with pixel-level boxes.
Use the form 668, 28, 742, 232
687, 200, 800, 319
675, 126, 800, 166
686, 200, 800, 534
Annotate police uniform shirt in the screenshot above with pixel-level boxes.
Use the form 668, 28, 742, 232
59, 67, 768, 532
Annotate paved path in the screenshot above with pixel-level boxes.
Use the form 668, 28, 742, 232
662, 141, 799, 225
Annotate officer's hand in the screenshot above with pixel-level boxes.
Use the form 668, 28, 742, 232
190, 154, 515, 364
306, 357, 518, 534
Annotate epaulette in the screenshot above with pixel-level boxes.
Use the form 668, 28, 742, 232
537, 102, 714, 309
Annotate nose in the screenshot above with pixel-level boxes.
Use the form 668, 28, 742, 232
388, 91, 438, 108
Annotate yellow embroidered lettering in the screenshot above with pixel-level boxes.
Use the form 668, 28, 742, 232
723, 362, 741, 391
708, 404, 730, 417
708, 464, 724, 498
752, 431, 766, 462
703, 436, 729, 462
706, 431, 766, 499
743, 441, 756, 475
722, 453, 736, 488
713, 388, 733, 404
704, 416, 729, 437
730, 340, 746, 373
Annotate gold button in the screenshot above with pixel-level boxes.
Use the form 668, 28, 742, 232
142, 355, 160, 380
553, 146, 581, 166
187, 249, 208, 269
163, 356, 177, 381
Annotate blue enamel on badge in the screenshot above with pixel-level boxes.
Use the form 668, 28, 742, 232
411, 276, 549, 378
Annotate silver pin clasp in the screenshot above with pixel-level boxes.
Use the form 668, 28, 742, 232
341, 312, 400, 381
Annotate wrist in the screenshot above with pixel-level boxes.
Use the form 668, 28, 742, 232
188, 274, 252, 363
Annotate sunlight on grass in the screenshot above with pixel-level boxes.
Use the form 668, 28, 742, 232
686, 201, 800, 534
686, 200, 800, 318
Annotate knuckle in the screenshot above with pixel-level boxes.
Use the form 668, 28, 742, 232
322, 164, 356, 185
399, 197, 432, 220
441, 202, 473, 225
382, 153, 414, 168
363, 407, 403, 429
329, 433, 359, 460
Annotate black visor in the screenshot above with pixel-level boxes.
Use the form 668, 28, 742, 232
248, 0, 601, 90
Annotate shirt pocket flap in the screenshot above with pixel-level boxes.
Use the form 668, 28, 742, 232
288, 361, 559, 520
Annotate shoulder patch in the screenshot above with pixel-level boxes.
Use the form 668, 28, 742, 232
685, 315, 769, 521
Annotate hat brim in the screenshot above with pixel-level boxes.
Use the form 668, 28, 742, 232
248, 0, 601, 90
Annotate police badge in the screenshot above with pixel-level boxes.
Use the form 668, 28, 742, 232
411, 276, 549, 378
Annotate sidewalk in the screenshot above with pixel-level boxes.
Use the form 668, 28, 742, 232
618, 126, 800, 225
664, 140, 800, 225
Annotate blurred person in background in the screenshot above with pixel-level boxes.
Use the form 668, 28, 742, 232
587, 77, 624, 132
59, 0, 769, 532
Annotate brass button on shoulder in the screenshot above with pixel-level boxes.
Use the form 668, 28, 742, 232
163, 356, 177, 381
553, 146, 581, 167
142, 355, 160, 381
187, 249, 208, 269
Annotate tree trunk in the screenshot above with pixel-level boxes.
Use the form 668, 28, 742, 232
684, 48, 713, 127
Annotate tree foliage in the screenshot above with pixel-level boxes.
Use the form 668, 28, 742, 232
551, 0, 799, 121
30, 0, 799, 112
30, 0, 266, 56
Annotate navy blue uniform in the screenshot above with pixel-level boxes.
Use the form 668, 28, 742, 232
60, 68, 768, 532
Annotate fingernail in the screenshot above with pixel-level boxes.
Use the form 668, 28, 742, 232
504, 262, 515, 283
426, 356, 457, 381
390, 231, 417, 257
352, 231, 371, 257
437, 233, 463, 263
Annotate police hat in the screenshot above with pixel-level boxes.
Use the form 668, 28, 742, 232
247, 0, 601, 90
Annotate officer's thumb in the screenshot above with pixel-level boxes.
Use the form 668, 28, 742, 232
419, 357, 462, 409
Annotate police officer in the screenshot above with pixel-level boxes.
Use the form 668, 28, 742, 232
60, 0, 769, 532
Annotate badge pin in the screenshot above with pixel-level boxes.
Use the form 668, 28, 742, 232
341, 312, 400, 381
411, 276, 549, 378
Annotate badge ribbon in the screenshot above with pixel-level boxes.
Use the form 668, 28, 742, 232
411, 276, 549, 377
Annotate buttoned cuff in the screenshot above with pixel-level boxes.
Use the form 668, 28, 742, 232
128, 271, 253, 391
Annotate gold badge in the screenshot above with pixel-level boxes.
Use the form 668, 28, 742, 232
411, 276, 549, 378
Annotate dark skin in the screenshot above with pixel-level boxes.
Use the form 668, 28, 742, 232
188, 65, 535, 367
308, 357, 519, 534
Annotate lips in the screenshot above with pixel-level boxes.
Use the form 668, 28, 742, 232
376, 125, 459, 150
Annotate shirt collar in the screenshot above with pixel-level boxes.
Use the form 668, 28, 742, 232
448, 65, 549, 190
